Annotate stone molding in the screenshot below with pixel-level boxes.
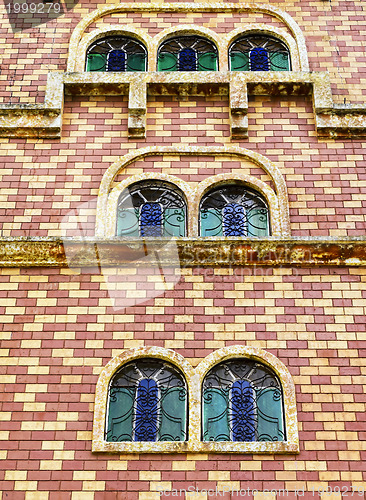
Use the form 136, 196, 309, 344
92, 345, 299, 454
1, 237, 366, 268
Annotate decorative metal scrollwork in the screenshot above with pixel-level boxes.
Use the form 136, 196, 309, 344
116, 180, 187, 237
200, 184, 270, 237
202, 359, 286, 442
229, 34, 291, 71
107, 359, 188, 442
158, 35, 218, 71
86, 36, 147, 72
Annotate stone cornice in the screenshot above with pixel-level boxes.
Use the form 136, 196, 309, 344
1, 237, 366, 268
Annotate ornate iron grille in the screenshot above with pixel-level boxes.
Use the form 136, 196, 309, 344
199, 184, 270, 237
202, 359, 286, 442
106, 359, 188, 442
158, 35, 218, 71
116, 180, 187, 237
86, 36, 147, 72
229, 34, 291, 71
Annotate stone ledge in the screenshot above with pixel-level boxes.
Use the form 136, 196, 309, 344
0, 71, 366, 139
1, 237, 366, 268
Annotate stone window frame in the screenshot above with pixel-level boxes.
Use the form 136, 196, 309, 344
92, 345, 299, 454
74, 24, 302, 74
96, 146, 290, 238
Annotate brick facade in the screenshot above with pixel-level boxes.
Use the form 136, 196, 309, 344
0, 1, 365, 499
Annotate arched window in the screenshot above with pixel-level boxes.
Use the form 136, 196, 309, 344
199, 184, 270, 237
116, 180, 187, 237
86, 36, 147, 72
229, 35, 290, 72
106, 359, 188, 442
158, 35, 218, 71
202, 358, 285, 442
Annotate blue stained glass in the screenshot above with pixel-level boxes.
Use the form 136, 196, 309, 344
230, 380, 256, 442
140, 203, 163, 237
134, 379, 159, 442
250, 47, 269, 71
223, 203, 246, 236
107, 50, 126, 71
178, 48, 197, 71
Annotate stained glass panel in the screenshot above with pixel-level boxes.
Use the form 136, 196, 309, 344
202, 359, 285, 442
229, 35, 291, 72
199, 184, 270, 237
117, 180, 187, 237
86, 36, 147, 72
106, 359, 188, 442
158, 35, 218, 72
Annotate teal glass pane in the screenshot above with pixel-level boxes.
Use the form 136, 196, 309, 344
164, 208, 186, 237
247, 207, 269, 237
86, 53, 107, 72
159, 386, 188, 441
230, 52, 249, 71
257, 387, 285, 441
200, 208, 223, 237
269, 52, 290, 71
203, 388, 230, 441
198, 52, 218, 71
116, 207, 139, 237
127, 53, 146, 72
106, 388, 134, 442
158, 52, 177, 71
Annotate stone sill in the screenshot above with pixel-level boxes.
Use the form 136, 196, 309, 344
92, 440, 299, 454
1, 236, 366, 268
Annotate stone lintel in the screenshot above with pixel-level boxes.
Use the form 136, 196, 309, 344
1, 237, 366, 268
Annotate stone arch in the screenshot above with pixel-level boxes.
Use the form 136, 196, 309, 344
95, 146, 290, 237
67, 3, 309, 72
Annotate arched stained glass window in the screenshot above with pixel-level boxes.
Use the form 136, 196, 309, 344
86, 36, 147, 72
199, 184, 270, 237
116, 180, 187, 237
106, 359, 188, 442
229, 34, 291, 72
158, 35, 218, 71
202, 358, 285, 442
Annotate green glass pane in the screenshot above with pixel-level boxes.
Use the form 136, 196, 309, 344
106, 388, 134, 442
200, 208, 223, 237
158, 52, 177, 71
257, 387, 285, 442
86, 53, 107, 72
230, 52, 249, 71
163, 208, 186, 237
116, 208, 139, 237
198, 52, 218, 71
159, 387, 187, 441
203, 388, 230, 441
247, 207, 269, 237
127, 53, 146, 72
269, 52, 290, 71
